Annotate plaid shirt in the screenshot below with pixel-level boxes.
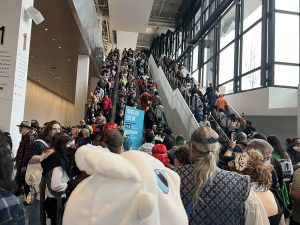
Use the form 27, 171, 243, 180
0, 189, 25, 225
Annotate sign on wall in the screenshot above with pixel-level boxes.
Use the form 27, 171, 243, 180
124, 105, 145, 150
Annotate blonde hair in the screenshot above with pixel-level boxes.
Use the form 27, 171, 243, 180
229, 149, 273, 190
82, 128, 90, 137
190, 126, 220, 206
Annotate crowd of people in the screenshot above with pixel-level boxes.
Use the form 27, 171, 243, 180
0, 49, 300, 225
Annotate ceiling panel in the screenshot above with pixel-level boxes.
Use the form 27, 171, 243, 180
108, 0, 154, 33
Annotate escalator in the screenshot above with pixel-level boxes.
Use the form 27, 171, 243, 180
150, 54, 245, 141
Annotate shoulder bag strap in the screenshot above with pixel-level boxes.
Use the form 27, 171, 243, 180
34, 139, 49, 148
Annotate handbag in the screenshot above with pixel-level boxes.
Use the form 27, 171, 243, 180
25, 139, 49, 198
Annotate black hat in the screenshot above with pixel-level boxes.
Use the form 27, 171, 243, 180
31, 119, 40, 130
17, 121, 32, 129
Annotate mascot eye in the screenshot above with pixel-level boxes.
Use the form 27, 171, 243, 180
155, 169, 169, 194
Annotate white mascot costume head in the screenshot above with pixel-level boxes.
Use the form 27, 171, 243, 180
63, 145, 188, 225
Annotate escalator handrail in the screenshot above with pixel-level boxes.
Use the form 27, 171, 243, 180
193, 94, 230, 141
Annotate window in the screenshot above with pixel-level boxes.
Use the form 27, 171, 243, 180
219, 43, 234, 84
195, 21, 201, 35
218, 81, 234, 94
242, 22, 262, 74
183, 54, 191, 72
195, 7, 201, 23
203, 9, 209, 24
275, 0, 299, 12
220, 6, 236, 49
178, 47, 182, 57
203, 60, 214, 88
274, 64, 299, 87
209, 0, 216, 15
203, 29, 215, 62
194, 8, 201, 35
241, 70, 261, 91
192, 69, 199, 83
275, 13, 299, 64
192, 46, 199, 71
203, 0, 209, 10
178, 31, 182, 47
243, 0, 262, 31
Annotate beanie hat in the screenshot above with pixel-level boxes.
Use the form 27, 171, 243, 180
63, 147, 188, 225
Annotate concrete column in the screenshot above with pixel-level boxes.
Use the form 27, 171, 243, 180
0, 0, 34, 155
74, 55, 89, 124
297, 84, 300, 137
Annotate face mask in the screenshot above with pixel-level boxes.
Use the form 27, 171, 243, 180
293, 146, 300, 152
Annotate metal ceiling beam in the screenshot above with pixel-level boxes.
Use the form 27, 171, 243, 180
148, 15, 176, 28
158, 0, 166, 17
137, 41, 151, 47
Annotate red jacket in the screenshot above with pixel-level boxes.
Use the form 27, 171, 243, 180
102, 97, 112, 110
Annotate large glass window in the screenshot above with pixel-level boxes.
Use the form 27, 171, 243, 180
209, 0, 216, 15
275, 13, 299, 64
219, 81, 234, 94
243, 0, 262, 31
178, 31, 182, 47
203, 29, 215, 62
178, 47, 182, 57
218, 43, 234, 84
192, 69, 199, 83
275, 0, 299, 12
241, 70, 261, 91
192, 46, 199, 72
194, 7, 201, 35
220, 6, 236, 49
242, 22, 262, 74
203, 60, 214, 88
274, 64, 299, 87
203, 9, 209, 24
203, 0, 209, 10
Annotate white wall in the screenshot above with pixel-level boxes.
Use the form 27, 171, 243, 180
268, 87, 297, 109
24, 80, 75, 126
226, 87, 298, 116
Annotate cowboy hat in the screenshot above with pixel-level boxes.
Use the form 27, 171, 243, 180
16, 121, 32, 129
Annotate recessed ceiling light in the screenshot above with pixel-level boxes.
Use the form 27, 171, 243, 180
67, 58, 71, 62
45, 28, 48, 31
58, 46, 62, 49
52, 38, 56, 41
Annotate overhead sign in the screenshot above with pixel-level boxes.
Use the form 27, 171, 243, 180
124, 105, 144, 150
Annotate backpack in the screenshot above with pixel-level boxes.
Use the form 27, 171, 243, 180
25, 139, 49, 197
278, 159, 293, 182
40, 160, 66, 225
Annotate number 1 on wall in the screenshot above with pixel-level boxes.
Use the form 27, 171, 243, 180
0, 26, 5, 45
